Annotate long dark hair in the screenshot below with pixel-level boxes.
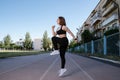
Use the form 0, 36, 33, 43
58, 16, 66, 26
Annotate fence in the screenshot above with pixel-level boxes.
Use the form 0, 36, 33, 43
69, 32, 120, 56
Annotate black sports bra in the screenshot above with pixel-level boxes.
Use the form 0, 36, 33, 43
56, 26, 66, 35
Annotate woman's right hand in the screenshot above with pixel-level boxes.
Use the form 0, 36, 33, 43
52, 25, 55, 29
52, 25, 56, 36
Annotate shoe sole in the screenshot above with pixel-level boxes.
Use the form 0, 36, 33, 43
50, 53, 59, 55
59, 70, 67, 77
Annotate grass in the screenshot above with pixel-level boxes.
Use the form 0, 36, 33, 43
0, 50, 49, 59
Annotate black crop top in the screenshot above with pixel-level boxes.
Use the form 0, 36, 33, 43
56, 26, 66, 35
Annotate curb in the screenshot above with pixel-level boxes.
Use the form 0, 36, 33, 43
89, 56, 120, 67
70, 53, 120, 67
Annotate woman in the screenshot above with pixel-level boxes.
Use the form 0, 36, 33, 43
50, 16, 77, 77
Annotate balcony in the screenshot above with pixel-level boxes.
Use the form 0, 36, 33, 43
91, 11, 102, 25
102, 3, 117, 17
102, 14, 118, 26
102, 0, 112, 8
84, 21, 90, 26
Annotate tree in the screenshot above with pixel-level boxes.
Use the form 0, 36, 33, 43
3, 34, 11, 49
69, 40, 76, 48
69, 39, 78, 52
81, 30, 93, 43
23, 32, 33, 50
42, 31, 51, 51
0, 41, 4, 49
47, 37, 52, 51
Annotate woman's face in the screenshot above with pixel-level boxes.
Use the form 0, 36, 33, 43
57, 18, 60, 25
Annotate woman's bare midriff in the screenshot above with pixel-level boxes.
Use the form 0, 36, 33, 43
58, 34, 66, 38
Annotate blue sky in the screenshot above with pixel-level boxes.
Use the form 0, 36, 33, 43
0, 0, 99, 42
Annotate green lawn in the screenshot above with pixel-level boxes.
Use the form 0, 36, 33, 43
0, 50, 49, 58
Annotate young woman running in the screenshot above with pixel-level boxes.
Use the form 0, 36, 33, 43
50, 16, 77, 77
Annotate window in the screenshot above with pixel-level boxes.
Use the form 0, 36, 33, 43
112, 23, 118, 29
108, 27, 110, 30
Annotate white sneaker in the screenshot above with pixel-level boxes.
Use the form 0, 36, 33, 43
59, 69, 67, 77
50, 50, 59, 55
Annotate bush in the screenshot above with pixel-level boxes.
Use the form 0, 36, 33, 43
81, 30, 93, 43
104, 28, 119, 36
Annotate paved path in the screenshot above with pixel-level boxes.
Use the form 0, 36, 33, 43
0, 53, 120, 80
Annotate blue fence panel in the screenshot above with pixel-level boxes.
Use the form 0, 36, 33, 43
86, 42, 91, 53
70, 32, 120, 56
94, 38, 104, 54
106, 33, 119, 56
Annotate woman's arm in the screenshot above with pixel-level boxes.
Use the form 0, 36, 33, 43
63, 26, 76, 40
52, 25, 57, 36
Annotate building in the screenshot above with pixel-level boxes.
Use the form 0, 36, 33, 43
90, 0, 104, 38
33, 39, 43, 51
102, 0, 120, 31
15, 39, 24, 47
76, 27, 83, 42
77, 0, 120, 43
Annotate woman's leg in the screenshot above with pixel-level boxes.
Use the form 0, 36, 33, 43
51, 36, 59, 50
59, 38, 68, 68
50, 37, 60, 55
59, 38, 68, 76
60, 48, 66, 68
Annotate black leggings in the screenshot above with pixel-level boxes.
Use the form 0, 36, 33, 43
52, 36, 68, 68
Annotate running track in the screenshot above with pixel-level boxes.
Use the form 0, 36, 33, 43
0, 53, 120, 80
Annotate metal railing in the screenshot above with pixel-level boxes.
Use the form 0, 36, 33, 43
69, 32, 120, 56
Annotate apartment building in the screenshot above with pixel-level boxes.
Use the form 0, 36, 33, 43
33, 39, 43, 51
77, 0, 120, 42
76, 27, 83, 42
90, 0, 104, 38
76, 15, 92, 42
102, 0, 120, 31
15, 39, 24, 47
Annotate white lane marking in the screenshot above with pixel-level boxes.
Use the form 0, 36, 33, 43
70, 55, 94, 80
0, 55, 49, 76
39, 57, 59, 80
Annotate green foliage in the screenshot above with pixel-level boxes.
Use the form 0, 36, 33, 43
23, 32, 33, 50
42, 31, 51, 51
69, 40, 76, 48
0, 41, 4, 48
3, 34, 11, 49
104, 28, 119, 36
81, 30, 93, 43
47, 37, 52, 51
9, 43, 16, 49
69, 39, 78, 52
10, 43, 23, 50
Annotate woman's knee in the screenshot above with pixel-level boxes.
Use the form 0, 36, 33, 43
51, 36, 56, 41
